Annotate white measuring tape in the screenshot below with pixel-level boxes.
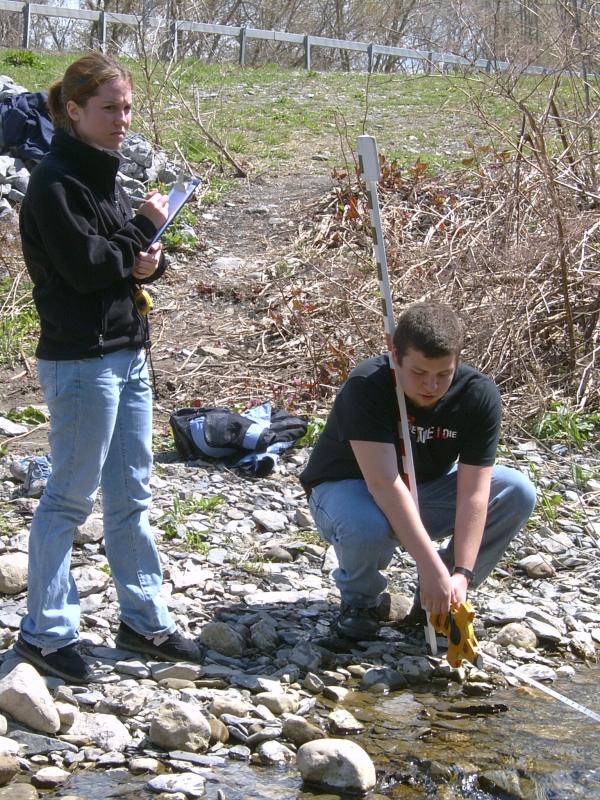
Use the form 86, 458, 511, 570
483, 653, 600, 724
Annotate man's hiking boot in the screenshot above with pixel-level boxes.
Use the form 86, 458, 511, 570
402, 592, 427, 628
335, 603, 380, 640
115, 622, 205, 664
14, 635, 91, 684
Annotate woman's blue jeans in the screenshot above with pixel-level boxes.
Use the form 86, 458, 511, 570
309, 464, 536, 608
21, 350, 175, 650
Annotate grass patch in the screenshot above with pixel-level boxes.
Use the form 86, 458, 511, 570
297, 416, 326, 447
6, 405, 48, 425
3, 52, 576, 177
0, 276, 39, 367
531, 403, 600, 449
159, 493, 225, 541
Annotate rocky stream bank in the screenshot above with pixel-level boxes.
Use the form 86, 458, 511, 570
0, 428, 597, 799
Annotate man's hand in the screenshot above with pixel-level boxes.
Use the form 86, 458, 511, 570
133, 243, 162, 280
419, 559, 453, 616
137, 190, 169, 229
449, 571, 469, 607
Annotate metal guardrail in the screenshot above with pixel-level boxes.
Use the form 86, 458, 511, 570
0, 0, 553, 76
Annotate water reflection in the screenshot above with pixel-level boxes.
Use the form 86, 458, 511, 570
48, 666, 599, 799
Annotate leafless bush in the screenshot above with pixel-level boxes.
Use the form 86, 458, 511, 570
263, 140, 599, 420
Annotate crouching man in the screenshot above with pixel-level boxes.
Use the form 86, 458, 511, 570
300, 302, 536, 640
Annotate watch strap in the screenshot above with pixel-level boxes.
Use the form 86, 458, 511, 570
452, 566, 474, 584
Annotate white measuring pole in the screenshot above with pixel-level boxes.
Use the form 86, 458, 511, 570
357, 135, 437, 655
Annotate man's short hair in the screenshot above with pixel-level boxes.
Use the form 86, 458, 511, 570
393, 303, 464, 361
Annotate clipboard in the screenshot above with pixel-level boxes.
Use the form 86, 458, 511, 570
150, 176, 201, 245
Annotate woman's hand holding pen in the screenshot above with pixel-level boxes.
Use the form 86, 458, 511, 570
133, 242, 162, 280
138, 190, 169, 229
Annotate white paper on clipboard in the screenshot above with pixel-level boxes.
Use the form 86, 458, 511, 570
150, 176, 201, 245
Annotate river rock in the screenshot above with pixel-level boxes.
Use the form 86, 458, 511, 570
74, 513, 104, 544
478, 769, 523, 795
328, 708, 364, 734
254, 690, 300, 715
257, 739, 295, 765
149, 699, 211, 752
282, 714, 327, 746
0, 785, 38, 799
147, 772, 206, 797
0, 553, 29, 594
209, 717, 229, 743
94, 685, 148, 716
518, 553, 555, 578
323, 685, 350, 703
0, 738, 19, 757
7, 730, 76, 756
568, 631, 596, 660
525, 617, 563, 643
0, 755, 18, 786
485, 600, 531, 624
303, 672, 324, 693
252, 509, 287, 531
360, 666, 408, 691
209, 693, 253, 718
66, 711, 132, 751
198, 621, 245, 657
31, 766, 70, 788
71, 566, 110, 597
55, 700, 78, 731
297, 739, 376, 793
0, 417, 27, 436
0, 663, 60, 733
151, 663, 203, 682
514, 663, 557, 682
129, 756, 161, 773
494, 622, 537, 650
250, 619, 279, 651
288, 641, 324, 672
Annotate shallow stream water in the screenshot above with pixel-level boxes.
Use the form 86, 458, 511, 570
41, 664, 599, 800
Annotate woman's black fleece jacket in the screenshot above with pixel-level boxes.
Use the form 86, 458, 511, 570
19, 129, 165, 360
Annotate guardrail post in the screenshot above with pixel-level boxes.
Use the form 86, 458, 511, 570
239, 26, 247, 66
99, 10, 107, 53
304, 34, 311, 70
367, 43, 374, 73
22, 1, 32, 49
171, 19, 178, 60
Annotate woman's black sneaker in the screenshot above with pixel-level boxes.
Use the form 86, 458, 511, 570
115, 622, 204, 664
14, 635, 91, 684
335, 603, 380, 640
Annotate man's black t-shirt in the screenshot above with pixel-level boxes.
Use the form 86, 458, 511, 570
300, 355, 501, 489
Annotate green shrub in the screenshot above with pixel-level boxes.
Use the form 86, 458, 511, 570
3, 50, 43, 68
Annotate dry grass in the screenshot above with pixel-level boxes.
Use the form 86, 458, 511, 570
243, 151, 600, 423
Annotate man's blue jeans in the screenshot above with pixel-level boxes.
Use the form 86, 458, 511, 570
309, 465, 536, 608
21, 350, 175, 650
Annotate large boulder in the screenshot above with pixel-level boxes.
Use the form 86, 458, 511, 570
149, 699, 211, 752
297, 738, 376, 793
0, 663, 59, 734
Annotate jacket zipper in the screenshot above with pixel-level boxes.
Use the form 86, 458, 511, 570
99, 295, 105, 357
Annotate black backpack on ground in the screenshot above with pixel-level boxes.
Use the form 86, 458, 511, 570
169, 406, 307, 474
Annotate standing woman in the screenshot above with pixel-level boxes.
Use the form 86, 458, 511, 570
17, 53, 203, 683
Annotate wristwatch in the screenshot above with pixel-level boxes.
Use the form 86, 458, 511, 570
452, 566, 474, 584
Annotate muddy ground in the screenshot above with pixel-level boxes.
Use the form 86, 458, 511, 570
0, 168, 334, 457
